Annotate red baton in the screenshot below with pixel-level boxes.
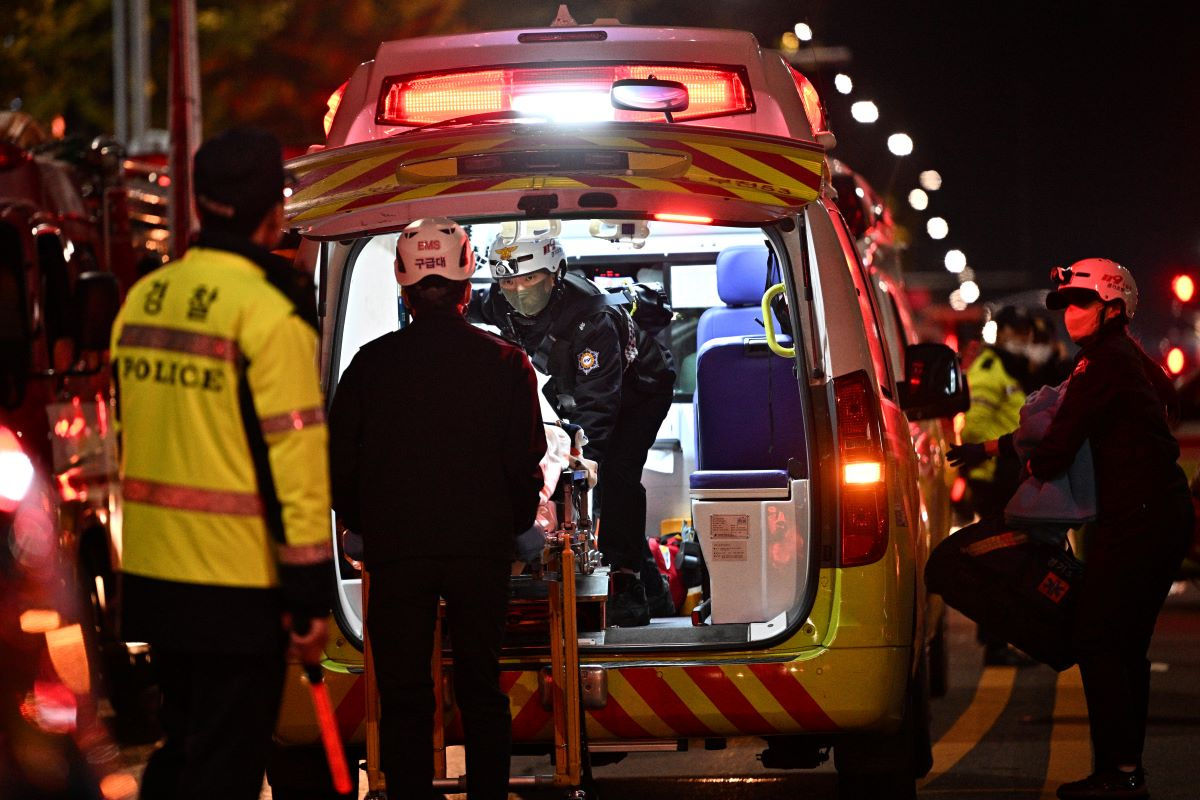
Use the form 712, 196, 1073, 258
303, 662, 353, 795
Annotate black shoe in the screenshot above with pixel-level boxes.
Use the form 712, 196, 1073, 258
609, 572, 650, 627
1056, 768, 1147, 799
984, 644, 1037, 667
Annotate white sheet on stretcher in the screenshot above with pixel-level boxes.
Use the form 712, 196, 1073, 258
517, 424, 598, 562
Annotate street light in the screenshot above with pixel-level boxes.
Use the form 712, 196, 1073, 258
794, 22, 813, 41
919, 170, 943, 191
927, 216, 949, 240
887, 133, 913, 156
959, 280, 980, 304
907, 188, 928, 210
944, 249, 966, 273
851, 101, 879, 123
834, 73, 853, 94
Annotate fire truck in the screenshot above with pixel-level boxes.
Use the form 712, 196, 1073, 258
269, 9, 967, 798
0, 111, 157, 744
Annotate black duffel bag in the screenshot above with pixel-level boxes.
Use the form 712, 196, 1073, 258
925, 518, 1083, 671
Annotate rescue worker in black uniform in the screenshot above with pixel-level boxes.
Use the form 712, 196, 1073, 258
950, 258, 1192, 799
476, 229, 676, 627
329, 218, 546, 800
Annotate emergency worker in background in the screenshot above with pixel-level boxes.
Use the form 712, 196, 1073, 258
951, 259, 1191, 799
111, 128, 333, 799
1024, 311, 1074, 393
957, 305, 1035, 665
477, 232, 676, 627
329, 218, 545, 800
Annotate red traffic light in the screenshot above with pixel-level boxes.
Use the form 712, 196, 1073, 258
1166, 346, 1186, 375
1172, 274, 1195, 303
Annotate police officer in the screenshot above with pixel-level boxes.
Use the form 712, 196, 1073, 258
112, 127, 333, 799
478, 230, 676, 627
953, 259, 1192, 799
329, 218, 545, 799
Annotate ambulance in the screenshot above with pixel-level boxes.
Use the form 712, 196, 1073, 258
270, 8, 968, 798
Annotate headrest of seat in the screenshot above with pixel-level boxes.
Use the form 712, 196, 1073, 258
715, 245, 772, 307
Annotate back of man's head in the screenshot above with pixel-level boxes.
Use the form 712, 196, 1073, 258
403, 275, 469, 315
194, 126, 286, 237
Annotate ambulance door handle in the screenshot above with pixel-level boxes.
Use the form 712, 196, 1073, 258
761, 282, 795, 358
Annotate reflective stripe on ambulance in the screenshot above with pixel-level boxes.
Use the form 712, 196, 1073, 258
286, 123, 826, 225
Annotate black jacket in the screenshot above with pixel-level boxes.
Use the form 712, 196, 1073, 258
328, 310, 546, 565
480, 274, 675, 461
1028, 324, 1187, 519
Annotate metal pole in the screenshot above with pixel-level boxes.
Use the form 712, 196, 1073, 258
130, 0, 149, 146
167, 0, 200, 259
112, 0, 128, 145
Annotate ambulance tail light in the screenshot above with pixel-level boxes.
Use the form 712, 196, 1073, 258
834, 370, 888, 566
377, 64, 752, 126
788, 67, 836, 148
324, 80, 348, 138
0, 141, 32, 171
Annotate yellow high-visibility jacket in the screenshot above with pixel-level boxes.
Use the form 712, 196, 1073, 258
962, 345, 1026, 483
112, 246, 331, 591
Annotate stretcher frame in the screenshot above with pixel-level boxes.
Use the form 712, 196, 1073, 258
361, 477, 594, 799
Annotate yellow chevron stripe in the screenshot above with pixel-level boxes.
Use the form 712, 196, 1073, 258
693, 143, 814, 188
605, 670, 678, 738
918, 665, 1017, 788
671, 668, 737, 733
722, 665, 803, 730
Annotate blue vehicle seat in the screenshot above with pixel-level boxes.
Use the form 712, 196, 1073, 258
695, 245, 780, 350
691, 335, 806, 483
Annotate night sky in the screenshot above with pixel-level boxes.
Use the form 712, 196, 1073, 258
531, 1, 1200, 341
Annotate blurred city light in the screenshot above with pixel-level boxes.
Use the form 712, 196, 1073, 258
959, 280, 980, 304
1172, 274, 1195, 303
887, 133, 913, 156
1167, 346, 1186, 375
850, 101, 879, 123
794, 23, 813, 42
834, 73, 853, 94
949, 289, 967, 311
919, 170, 943, 191
907, 188, 929, 210
781, 31, 800, 51
927, 216, 949, 240
944, 249, 967, 273
982, 319, 998, 344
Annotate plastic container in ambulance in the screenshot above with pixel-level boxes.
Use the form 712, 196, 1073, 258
268, 8, 969, 798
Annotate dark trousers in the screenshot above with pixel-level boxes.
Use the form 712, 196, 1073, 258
368, 558, 512, 800
139, 643, 286, 800
1072, 494, 1192, 771
594, 388, 673, 579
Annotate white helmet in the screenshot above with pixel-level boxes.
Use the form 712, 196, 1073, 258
394, 218, 473, 287
1047, 257, 1138, 319
487, 233, 565, 281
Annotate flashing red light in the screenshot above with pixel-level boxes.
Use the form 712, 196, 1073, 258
0, 141, 32, 171
1172, 274, 1195, 303
834, 370, 888, 567
1166, 346, 1186, 375
652, 212, 713, 224
787, 67, 831, 139
377, 64, 752, 127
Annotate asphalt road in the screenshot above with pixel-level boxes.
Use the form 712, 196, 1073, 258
117, 582, 1200, 799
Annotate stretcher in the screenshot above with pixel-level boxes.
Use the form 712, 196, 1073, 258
361, 466, 602, 799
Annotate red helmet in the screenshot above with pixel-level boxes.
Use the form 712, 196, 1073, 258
1046, 257, 1138, 319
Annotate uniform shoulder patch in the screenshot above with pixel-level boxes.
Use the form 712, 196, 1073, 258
577, 348, 600, 374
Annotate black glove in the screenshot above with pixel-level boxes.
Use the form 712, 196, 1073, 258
947, 442, 989, 469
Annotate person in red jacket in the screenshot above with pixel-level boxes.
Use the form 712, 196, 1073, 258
328, 218, 545, 800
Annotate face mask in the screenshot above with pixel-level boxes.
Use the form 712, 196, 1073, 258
1025, 342, 1054, 368
501, 277, 553, 317
1064, 302, 1103, 343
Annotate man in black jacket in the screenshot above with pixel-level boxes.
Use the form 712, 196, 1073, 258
329, 218, 545, 800
477, 230, 676, 627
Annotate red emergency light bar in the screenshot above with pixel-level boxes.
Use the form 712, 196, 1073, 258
377, 63, 753, 127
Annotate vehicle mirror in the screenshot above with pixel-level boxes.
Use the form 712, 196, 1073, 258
610, 78, 690, 113
0, 257, 30, 410
900, 342, 970, 421
75, 271, 121, 353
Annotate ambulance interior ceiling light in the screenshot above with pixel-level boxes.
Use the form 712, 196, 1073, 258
377, 64, 752, 127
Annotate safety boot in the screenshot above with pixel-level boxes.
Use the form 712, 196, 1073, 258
608, 571, 651, 627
